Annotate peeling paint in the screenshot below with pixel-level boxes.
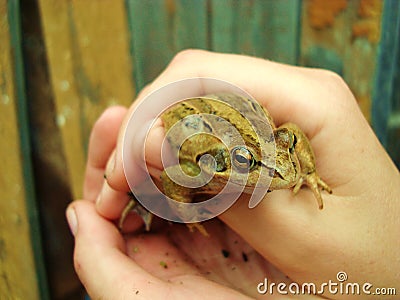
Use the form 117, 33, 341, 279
60, 80, 70, 91
11, 213, 22, 226
352, 0, 382, 43
107, 97, 119, 106
2, 94, 9, 105
56, 105, 72, 127
388, 112, 400, 127
358, 0, 381, 18
14, 183, 21, 194
56, 114, 66, 127
308, 0, 347, 29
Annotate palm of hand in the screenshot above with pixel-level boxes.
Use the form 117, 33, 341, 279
120, 218, 296, 299
77, 51, 400, 298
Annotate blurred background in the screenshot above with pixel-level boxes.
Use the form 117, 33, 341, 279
1, 0, 399, 299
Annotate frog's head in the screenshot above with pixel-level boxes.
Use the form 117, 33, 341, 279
206, 128, 301, 191
196, 142, 273, 190
270, 128, 300, 189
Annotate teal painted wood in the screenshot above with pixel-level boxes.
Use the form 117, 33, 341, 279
174, 0, 209, 50
126, 0, 173, 90
300, 46, 343, 75
7, 1, 50, 299
387, 115, 400, 169
126, 0, 301, 90
126, 0, 208, 91
211, 0, 300, 64
372, 0, 400, 168
211, 0, 254, 53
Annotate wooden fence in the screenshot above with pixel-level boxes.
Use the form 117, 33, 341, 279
1, 0, 399, 298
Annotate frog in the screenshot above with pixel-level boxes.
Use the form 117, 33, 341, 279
119, 93, 332, 234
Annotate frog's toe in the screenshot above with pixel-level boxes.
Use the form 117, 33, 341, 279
187, 223, 209, 237
119, 199, 153, 231
317, 177, 332, 194
293, 177, 304, 194
119, 199, 137, 230
303, 172, 325, 209
310, 185, 324, 210
303, 172, 333, 209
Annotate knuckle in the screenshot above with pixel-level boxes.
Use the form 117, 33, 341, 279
92, 107, 115, 131
169, 49, 208, 67
92, 106, 125, 133
316, 69, 347, 88
310, 69, 352, 101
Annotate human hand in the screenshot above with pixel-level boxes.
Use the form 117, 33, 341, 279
67, 50, 400, 299
67, 106, 279, 299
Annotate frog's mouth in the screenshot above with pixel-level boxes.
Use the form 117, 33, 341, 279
193, 145, 276, 190
220, 163, 274, 189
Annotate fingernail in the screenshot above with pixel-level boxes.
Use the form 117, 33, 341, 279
66, 207, 78, 236
105, 151, 116, 178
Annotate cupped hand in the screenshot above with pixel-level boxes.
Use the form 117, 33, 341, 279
68, 106, 288, 299
67, 50, 400, 299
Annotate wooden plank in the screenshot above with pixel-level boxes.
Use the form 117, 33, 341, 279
372, 0, 400, 145
211, 0, 300, 64
251, 0, 300, 64
128, 0, 299, 88
173, 0, 208, 50
372, 0, 400, 168
300, 0, 383, 121
126, 0, 209, 90
38, 0, 136, 198
387, 113, 400, 168
211, 0, 261, 54
0, 0, 48, 299
126, 0, 172, 90
21, 0, 83, 298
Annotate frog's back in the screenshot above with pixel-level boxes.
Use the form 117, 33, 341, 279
161, 93, 273, 128
203, 93, 274, 127
161, 94, 274, 162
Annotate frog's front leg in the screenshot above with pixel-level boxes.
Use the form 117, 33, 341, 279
119, 193, 153, 231
279, 122, 332, 209
161, 166, 209, 236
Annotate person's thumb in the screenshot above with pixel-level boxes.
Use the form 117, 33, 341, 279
66, 200, 160, 299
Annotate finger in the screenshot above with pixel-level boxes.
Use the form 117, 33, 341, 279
101, 50, 394, 293
104, 83, 157, 192
95, 87, 164, 222
84, 106, 128, 201
66, 200, 167, 299
128, 50, 360, 174
149, 50, 356, 134
96, 181, 131, 219
123, 51, 354, 281
108, 50, 355, 191
68, 200, 250, 299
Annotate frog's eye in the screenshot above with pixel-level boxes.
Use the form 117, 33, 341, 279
275, 128, 297, 153
289, 132, 297, 153
231, 146, 256, 171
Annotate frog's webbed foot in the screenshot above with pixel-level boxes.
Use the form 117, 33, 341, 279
293, 172, 332, 209
279, 122, 332, 209
119, 197, 153, 231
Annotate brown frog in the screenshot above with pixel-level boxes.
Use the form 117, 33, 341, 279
119, 93, 332, 234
